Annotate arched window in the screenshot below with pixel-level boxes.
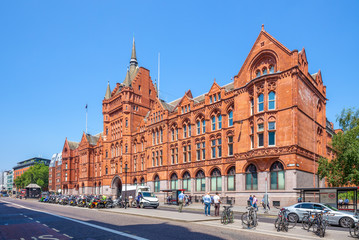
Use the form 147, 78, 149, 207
171, 128, 175, 141
256, 70, 261, 77
197, 121, 201, 135
154, 175, 160, 192
212, 116, 216, 131
82, 183, 85, 194
202, 120, 206, 133
133, 178, 137, 186
98, 182, 101, 194
182, 172, 191, 191
270, 162, 285, 190
196, 170, 205, 192
183, 125, 187, 138
269, 65, 274, 74
268, 91, 275, 110
94, 182, 97, 194
210, 168, 222, 191
140, 177, 145, 186
245, 164, 258, 190
218, 115, 222, 129
228, 111, 233, 127
263, 68, 268, 75
227, 167, 236, 191
170, 173, 178, 190
258, 94, 264, 112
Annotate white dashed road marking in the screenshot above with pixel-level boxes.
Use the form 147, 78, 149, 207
1, 200, 149, 240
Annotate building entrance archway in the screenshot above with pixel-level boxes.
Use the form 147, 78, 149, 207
111, 175, 122, 198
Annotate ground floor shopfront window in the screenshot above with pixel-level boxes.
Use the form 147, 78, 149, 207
182, 171, 191, 191
270, 161, 285, 190
245, 164, 258, 190
196, 170, 205, 192
210, 168, 222, 191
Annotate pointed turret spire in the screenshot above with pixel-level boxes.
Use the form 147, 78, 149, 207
105, 81, 111, 99
130, 37, 138, 72
123, 69, 131, 87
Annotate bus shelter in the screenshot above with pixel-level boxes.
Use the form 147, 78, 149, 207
294, 187, 358, 212
161, 189, 186, 205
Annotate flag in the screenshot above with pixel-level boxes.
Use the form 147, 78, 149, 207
85, 104, 88, 109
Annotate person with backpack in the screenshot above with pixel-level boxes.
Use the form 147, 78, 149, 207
178, 191, 185, 212
252, 195, 258, 211
202, 192, 212, 216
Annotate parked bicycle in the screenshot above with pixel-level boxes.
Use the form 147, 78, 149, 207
302, 210, 329, 238
274, 208, 297, 232
241, 206, 258, 229
221, 205, 234, 225
350, 212, 359, 238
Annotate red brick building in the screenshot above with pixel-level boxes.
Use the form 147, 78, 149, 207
57, 27, 334, 206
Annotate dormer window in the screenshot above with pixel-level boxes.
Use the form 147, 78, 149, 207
214, 95, 217, 102
210, 96, 213, 104
218, 93, 221, 101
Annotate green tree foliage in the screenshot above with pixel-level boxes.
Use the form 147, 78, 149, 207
318, 108, 359, 186
14, 163, 49, 190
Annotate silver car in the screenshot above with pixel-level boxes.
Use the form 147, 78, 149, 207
285, 202, 359, 228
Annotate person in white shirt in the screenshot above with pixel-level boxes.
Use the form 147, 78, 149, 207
213, 192, 221, 216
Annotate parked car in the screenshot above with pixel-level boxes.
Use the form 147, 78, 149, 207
285, 202, 359, 227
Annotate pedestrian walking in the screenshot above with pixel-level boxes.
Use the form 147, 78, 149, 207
248, 195, 253, 206
178, 191, 185, 212
252, 195, 258, 211
136, 192, 142, 208
263, 194, 270, 210
203, 192, 212, 216
213, 192, 221, 216
297, 196, 303, 203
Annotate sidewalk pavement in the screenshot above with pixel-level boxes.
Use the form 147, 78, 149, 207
101, 206, 354, 240
160, 203, 279, 216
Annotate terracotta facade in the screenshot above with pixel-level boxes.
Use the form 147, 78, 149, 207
55, 28, 334, 206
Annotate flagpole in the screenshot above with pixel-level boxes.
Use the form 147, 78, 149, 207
86, 104, 88, 134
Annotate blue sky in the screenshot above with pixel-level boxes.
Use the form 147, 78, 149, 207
0, 1, 358, 170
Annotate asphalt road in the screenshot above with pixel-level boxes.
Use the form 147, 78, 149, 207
0, 198, 292, 240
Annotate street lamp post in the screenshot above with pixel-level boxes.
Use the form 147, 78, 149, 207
124, 163, 128, 209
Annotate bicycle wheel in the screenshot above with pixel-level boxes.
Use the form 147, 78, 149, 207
275, 217, 280, 229
228, 210, 234, 223
221, 211, 226, 224
287, 214, 297, 229
320, 222, 326, 238
241, 213, 249, 227
349, 225, 359, 238
302, 216, 310, 230
312, 220, 319, 235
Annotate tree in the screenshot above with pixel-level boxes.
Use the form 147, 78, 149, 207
14, 163, 49, 190
318, 108, 359, 186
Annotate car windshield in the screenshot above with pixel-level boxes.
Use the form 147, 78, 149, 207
324, 204, 339, 211
142, 192, 154, 197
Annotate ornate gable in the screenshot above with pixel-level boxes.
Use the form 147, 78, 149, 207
234, 26, 296, 88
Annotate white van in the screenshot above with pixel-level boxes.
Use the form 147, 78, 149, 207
136, 186, 159, 209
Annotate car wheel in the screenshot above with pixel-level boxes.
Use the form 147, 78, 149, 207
340, 217, 354, 228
